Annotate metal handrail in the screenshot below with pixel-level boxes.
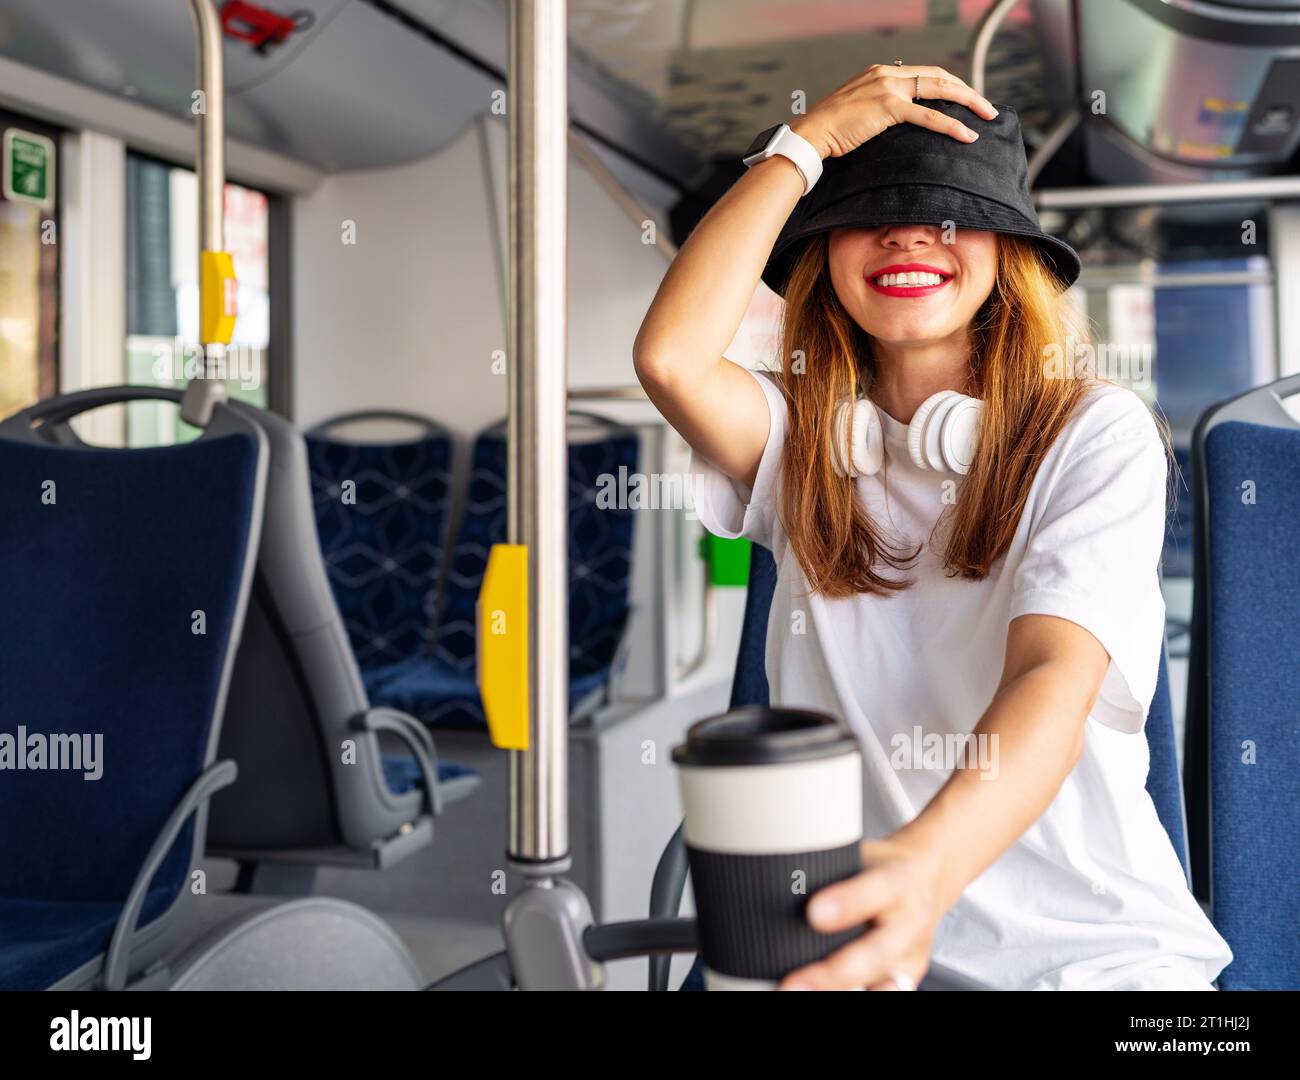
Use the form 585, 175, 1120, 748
1026, 111, 1079, 188
567, 130, 678, 263
1037, 174, 1300, 209
181, 0, 229, 426
1076, 268, 1273, 289
969, 0, 1019, 98
507, 0, 570, 870
188, 0, 224, 291
970, 0, 1081, 189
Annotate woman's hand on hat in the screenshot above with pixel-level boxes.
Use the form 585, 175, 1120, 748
779, 834, 944, 991
790, 63, 998, 161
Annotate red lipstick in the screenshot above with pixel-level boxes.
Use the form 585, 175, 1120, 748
866, 262, 953, 298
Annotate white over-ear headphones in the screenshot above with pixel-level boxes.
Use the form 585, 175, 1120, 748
830, 390, 983, 478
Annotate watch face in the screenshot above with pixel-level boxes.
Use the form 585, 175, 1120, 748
744, 124, 785, 158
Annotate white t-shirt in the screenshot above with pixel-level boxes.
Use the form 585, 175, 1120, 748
692, 366, 1232, 990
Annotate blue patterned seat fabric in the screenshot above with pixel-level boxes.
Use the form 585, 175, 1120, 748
307, 431, 453, 671
367, 423, 639, 728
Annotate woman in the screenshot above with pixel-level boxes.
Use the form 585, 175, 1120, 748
634, 63, 1231, 991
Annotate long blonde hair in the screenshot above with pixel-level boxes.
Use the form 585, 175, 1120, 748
776, 232, 1095, 597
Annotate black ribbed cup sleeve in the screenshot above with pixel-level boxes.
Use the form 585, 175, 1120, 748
687, 842, 863, 981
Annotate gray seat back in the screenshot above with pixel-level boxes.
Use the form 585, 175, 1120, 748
208, 403, 426, 853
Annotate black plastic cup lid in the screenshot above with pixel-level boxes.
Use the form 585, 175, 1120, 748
671, 706, 858, 767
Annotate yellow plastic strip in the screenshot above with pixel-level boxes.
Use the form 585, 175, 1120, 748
477, 544, 529, 751
199, 249, 238, 346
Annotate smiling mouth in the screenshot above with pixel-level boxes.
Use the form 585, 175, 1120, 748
867, 265, 953, 297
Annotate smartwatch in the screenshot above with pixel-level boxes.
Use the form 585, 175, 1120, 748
742, 123, 823, 196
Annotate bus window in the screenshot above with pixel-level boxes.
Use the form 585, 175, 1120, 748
124, 153, 271, 445
1062, 205, 1278, 752
1069, 207, 1276, 586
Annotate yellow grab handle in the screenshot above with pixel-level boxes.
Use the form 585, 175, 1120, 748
200, 250, 238, 346
477, 544, 529, 751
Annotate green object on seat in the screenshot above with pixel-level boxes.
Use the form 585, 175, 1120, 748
699, 533, 751, 586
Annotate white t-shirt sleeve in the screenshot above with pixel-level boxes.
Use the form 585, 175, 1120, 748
1008, 390, 1169, 733
689, 366, 787, 550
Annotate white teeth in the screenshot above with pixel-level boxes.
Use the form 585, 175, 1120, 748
872, 271, 946, 287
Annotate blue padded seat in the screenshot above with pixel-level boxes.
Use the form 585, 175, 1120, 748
368, 420, 639, 728
1198, 420, 1300, 990
0, 431, 261, 989
1145, 639, 1188, 874
0, 889, 173, 992
728, 542, 778, 710
306, 422, 453, 670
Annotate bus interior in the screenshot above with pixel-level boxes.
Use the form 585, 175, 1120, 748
0, 0, 1297, 1003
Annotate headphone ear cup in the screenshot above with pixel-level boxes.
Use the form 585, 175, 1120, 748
939, 396, 982, 475
924, 393, 964, 471
830, 399, 884, 478
907, 391, 956, 471
830, 399, 853, 477
850, 399, 884, 476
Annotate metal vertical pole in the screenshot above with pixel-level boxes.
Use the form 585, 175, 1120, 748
188, 0, 224, 281
507, 0, 569, 868
183, 0, 230, 423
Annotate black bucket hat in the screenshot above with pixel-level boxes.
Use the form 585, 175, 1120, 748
762, 100, 1081, 296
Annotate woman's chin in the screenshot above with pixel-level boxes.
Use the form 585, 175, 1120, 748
864, 324, 959, 349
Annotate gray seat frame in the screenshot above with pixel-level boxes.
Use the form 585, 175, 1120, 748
212, 401, 477, 891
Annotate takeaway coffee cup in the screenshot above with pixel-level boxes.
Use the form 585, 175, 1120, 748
672, 706, 864, 991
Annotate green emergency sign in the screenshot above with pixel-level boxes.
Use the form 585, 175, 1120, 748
3, 128, 55, 208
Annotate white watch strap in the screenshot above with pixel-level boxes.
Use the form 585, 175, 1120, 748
770, 126, 823, 194
745, 125, 823, 195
